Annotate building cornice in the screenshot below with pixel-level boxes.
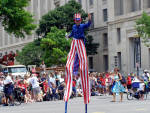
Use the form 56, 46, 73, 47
88, 26, 108, 33
108, 10, 150, 25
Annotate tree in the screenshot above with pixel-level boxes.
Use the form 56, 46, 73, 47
86, 35, 99, 56
40, 27, 71, 67
0, 0, 36, 37
36, 0, 87, 36
15, 42, 43, 66
17, 0, 99, 67
136, 12, 150, 47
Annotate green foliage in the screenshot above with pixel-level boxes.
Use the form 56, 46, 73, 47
16, 0, 99, 67
0, 0, 36, 37
16, 41, 43, 66
136, 12, 150, 47
86, 35, 99, 56
36, 0, 87, 36
41, 27, 71, 67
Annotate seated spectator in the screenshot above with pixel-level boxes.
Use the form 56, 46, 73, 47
50, 83, 58, 101
23, 75, 33, 103
58, 82, 65, 100
76, 84, 83, 97
137, 82, 145, 100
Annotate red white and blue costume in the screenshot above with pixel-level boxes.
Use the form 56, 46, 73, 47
64, 13, 91, 105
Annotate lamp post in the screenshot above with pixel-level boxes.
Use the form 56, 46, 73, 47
133, 34, 141, 76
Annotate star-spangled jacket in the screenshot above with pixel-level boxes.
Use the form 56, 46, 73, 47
68, 20, 91, 39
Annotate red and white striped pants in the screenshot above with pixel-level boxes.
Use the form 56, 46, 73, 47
64, 39, 90, 104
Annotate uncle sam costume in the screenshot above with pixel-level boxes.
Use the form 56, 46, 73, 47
64, 13, 91, 113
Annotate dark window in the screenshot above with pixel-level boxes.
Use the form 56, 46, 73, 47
89, 0, 93, 6
131, 0, 141, 12
114, 0, 124, 16
117, 52, 122, 70
103, 55, 109, 71
103, 9, 108, 22
133, 38, 141, 68
148, 0, 150, 8
78, 0, 82, 4
89, 57, 93, 69
103, 33, 108, 48
114, 56, 118, 67
102, 0, 107, 5
117, 28, 121, 43
90, 13, 94, 29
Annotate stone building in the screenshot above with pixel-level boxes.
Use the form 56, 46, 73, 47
107, 0, 150, 74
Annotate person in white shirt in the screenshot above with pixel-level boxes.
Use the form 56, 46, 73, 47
3, 73, 14, 106
138, 82, 145, 100
29, 74, 41, 101
49, 73, 56, 85
142, 70, 150, 82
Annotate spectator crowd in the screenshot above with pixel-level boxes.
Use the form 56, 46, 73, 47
0, 67, 150, 106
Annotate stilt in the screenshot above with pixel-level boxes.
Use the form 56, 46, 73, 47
85, 104, 87, 113
65, 101, 68, 113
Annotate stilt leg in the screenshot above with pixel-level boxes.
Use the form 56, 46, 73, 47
65, 101, 68, 113
85, 104, 87, 113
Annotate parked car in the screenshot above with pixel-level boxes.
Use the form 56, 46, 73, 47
2, 65, 29, 78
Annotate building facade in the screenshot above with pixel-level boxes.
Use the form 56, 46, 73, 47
108, 0, 150, 74
0, 0, 150, 74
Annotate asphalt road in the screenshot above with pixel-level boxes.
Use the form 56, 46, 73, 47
0, 94, 150, 113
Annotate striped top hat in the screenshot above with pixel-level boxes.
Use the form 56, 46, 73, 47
74, 13, 82, 22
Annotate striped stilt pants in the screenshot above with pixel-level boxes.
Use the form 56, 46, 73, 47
64, 39, 90, 104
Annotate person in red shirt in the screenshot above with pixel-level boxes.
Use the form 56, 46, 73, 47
72, 75, 77, 97
18, 80, 27, 95
100, 74, 106, 94
127, 74, 132, 91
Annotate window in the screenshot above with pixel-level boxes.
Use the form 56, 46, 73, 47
8, 67, 27, 73
89, 0, 93, 6
117, 28, 121, 43
144, 0, 150, 8
103, 9, 108, 22
114, 0, 124, 16
78, 0, 82, 4
114, 56, 118, 67
54, 0, 60, 8
89, 57, 93, 69
133, 38, 141, 68
117, 52, 122, 70
103, 55, 109, 71
131, 0, 141, 12
102, 0, 107, 5
90, 13, 94, 29
148, 0, 150, 8
103, 33, 108, 48
40, 0, 47, 16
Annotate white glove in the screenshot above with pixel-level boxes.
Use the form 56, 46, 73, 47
65, 32, 69, 40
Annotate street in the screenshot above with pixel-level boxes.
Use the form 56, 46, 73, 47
0, 95, 150, 113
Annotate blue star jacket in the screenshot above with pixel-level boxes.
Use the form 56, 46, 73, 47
68, 20, 91, 39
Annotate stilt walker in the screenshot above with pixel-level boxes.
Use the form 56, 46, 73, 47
64, 13, 91, 113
